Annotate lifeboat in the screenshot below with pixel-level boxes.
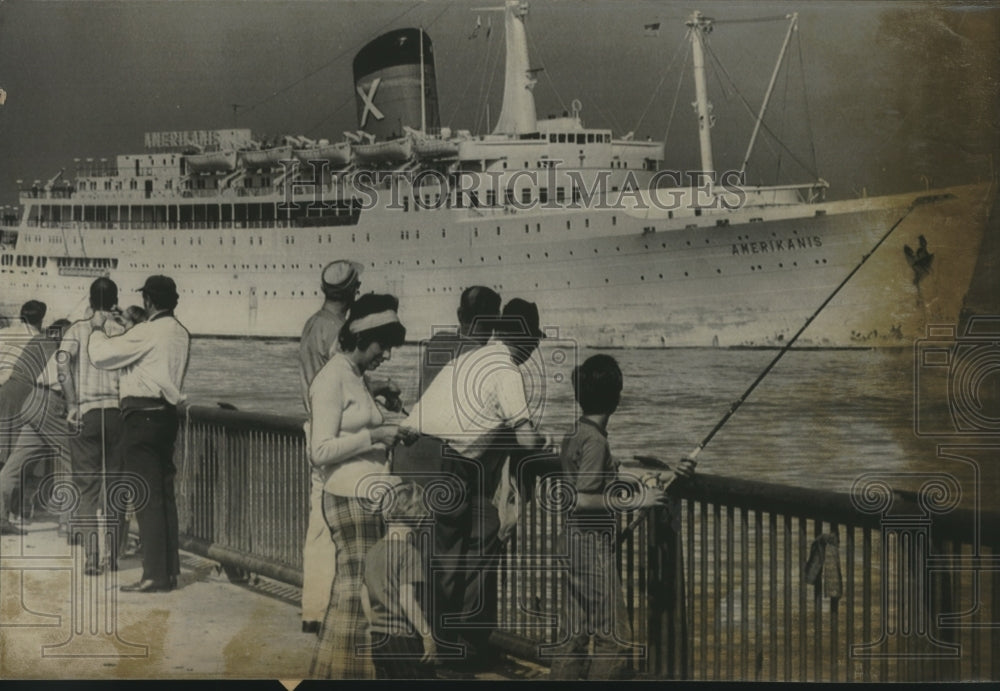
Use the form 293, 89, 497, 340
413, 136, 459, 161
240, 145, 293, 169
352, 138, 413, 165
185, 150, 238, 173
293, 141, 352, 167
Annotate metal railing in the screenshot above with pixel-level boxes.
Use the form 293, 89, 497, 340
176, 405, 309, 585
173, 405, 998, 681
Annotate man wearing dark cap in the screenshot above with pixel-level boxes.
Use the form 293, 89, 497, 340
58, 277, 127, 574
398, 298, 555, 671
89, 275, 190, 593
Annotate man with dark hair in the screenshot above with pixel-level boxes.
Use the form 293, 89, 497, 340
418, 286, 501, 397
0, 300, 47, 387
59, 277, 127, 574
398, 297, 555, 672
89, 275, 190, 593
549, 354, 694, 680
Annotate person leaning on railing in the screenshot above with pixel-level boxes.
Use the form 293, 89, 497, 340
304, 293, 411, 680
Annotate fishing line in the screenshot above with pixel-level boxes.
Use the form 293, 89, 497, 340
622, 193, 948, 537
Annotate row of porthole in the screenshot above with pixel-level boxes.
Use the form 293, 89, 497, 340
200, 289, 322, 297
734, 229, 805, 242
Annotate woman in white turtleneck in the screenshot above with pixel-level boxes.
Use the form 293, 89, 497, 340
307, 293, 406, 680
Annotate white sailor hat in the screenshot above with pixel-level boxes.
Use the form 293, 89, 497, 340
321, 260, 364, 291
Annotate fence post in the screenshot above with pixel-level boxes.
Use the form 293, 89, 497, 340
850, 473, 962, 680
645, 499, 688, 679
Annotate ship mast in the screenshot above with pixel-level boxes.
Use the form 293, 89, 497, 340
419, 27, 427, 133
687, 11, 715, 178
492, 1, 537, 135
740, 13, 798, 178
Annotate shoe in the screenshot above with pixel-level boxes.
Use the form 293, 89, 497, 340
84, 554, 103, 576
169, 575, 178, 589
106, 559, 119, 572
0, 518, 26, 536
120, 578, 172, 593
302, 620, 321, 634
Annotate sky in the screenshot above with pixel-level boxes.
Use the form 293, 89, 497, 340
0, 0, 997, 208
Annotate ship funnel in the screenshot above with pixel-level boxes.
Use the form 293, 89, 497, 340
353, 28, 440, 141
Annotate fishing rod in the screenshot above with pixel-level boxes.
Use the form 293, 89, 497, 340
620, 192, 949, 538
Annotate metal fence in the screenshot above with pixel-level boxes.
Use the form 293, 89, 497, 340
173, 404, 998, 681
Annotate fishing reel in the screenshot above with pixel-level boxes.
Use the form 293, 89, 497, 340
628, 454, 685, 491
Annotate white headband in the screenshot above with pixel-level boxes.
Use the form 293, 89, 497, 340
348, 309, 400, 334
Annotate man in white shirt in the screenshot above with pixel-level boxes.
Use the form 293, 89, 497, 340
89, 275, 190, 593
396, 298, 554, 670
59, 278, 127, 575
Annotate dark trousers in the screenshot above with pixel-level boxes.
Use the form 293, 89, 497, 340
369, 633, 437, 679
392, 437, 501, 659
436, 469, 501, 658
121, 408, 179, 583
70, 408, 126, 561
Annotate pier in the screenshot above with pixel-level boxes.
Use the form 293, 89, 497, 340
2, 403, 997, 682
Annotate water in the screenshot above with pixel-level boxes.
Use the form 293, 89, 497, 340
184, 339, 995, 502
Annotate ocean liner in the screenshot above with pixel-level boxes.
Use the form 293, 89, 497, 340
0, 2, 992, 347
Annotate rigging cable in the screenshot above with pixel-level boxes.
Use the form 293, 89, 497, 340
304, 2, 452, 139
796, 30, 820, 180
713, 16, 792, 25
661, 46, 690, 151
476, 26, 505, 134
525, 23, 569, 117
445, 13, 494, 128
703, 39, 818, 179
632, 36, 687, 137
239, 2, 424, 117
775, 33, 792, 184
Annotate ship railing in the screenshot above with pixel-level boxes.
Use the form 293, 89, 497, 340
173, 404, 997, 682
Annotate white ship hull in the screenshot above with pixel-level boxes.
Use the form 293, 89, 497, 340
1, 182, 991, 347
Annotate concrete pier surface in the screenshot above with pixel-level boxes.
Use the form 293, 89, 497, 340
0, 518, 547, 682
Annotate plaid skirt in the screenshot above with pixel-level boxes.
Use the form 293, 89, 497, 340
310, 493, 384, 679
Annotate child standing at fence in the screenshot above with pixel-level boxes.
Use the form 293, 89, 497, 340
361, 482, 437, 679
548, 354, 691, 680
